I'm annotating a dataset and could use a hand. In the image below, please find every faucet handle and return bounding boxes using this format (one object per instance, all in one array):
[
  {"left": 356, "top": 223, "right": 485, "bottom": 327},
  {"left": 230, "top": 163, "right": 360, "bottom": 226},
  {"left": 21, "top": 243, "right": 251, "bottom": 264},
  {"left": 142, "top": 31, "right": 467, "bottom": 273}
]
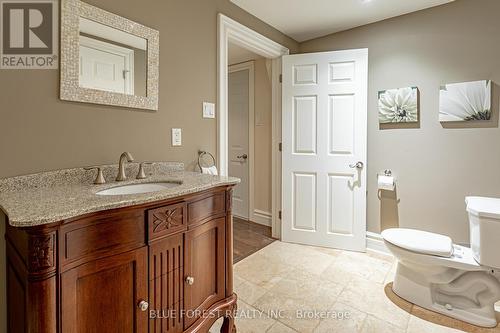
[
  {"left": 136, "top": 162, "right": 153, "bottom": 179},
  {"left": 84, "top": 166, "right": 106, "bottom": 184}
]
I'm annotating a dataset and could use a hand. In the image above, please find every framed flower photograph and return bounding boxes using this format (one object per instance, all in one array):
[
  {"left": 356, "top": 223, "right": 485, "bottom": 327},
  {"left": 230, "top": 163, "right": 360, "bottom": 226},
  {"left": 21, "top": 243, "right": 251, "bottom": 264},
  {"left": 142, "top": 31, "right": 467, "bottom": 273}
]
[
  {"left": 439, "top": 80, "right": 491, "bottom": 122},
  {"left": 378, "top": 87, "right": 418, "bottom": 124}
]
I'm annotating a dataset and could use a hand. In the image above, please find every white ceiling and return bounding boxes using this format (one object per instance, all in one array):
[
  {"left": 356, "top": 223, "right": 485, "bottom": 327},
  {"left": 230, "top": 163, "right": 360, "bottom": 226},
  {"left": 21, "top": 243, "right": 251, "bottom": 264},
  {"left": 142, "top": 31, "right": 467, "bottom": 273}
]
[
  {"left": 228, "top": 42, "right": 263, "bottom": 65},
  {"left": 230, "top": 0, "right": 454, "bottom": 42}
]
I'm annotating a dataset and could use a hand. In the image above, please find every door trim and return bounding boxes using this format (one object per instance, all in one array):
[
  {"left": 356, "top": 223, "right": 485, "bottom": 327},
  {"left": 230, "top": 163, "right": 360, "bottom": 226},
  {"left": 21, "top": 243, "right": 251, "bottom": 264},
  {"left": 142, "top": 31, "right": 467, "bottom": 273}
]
[
  {"left": 218, "top": 14, "right": 289, "bottom": 238},
  {"left": 228, "top": 61, "right": 254, "bottom": 221}
]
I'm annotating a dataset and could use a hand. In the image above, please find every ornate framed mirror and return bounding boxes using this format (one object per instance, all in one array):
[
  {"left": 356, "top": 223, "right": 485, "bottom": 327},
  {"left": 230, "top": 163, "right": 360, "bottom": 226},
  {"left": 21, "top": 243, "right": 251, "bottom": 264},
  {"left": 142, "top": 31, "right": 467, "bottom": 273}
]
[{"left": 60, "top": 0, "right": 159, "bottom": 110}]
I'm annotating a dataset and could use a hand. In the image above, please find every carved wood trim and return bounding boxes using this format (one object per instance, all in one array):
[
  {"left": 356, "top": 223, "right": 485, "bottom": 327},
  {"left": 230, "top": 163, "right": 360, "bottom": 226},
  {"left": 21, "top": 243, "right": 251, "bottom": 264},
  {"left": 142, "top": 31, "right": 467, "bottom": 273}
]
[
  {"left": 226, "top": 189, "right": 233, "bottom": 212},
  {"left": 148, "top": 202, "right": 187, "bottom": 241},
  {"left": 152, "top": 207, "right": 183, "bottom": 233},
  {"left": 27, "top": 232, "right": 55, "bottom": 274}
]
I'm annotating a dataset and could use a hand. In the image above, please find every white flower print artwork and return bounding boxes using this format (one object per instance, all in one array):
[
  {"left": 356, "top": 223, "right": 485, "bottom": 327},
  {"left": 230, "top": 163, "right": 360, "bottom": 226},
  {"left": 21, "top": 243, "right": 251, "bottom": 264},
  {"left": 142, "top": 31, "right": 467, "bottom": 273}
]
[
  {"left": 378, "top": 87, "right": 418, "bottom": 123},
  {"left": 439, "top": 80, "right": 491, "bottom": 122}
]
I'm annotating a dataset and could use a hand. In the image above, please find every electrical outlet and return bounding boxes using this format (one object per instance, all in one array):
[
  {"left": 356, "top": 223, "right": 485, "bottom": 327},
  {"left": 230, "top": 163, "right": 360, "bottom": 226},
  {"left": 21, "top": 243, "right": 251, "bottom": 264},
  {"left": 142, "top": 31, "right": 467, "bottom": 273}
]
[
  {"left": 202, "top": 102, "right": 215, "bottom": 119},
  {"left": 171, "top": 128, "right": 182, "bottom": 146}
]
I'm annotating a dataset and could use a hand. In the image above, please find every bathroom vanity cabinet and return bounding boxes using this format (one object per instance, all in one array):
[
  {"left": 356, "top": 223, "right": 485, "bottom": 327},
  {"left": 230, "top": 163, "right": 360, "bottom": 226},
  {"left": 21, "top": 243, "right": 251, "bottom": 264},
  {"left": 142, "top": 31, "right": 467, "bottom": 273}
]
[{"left": 5, "top": 186, "right": 237, "bottom": 333}]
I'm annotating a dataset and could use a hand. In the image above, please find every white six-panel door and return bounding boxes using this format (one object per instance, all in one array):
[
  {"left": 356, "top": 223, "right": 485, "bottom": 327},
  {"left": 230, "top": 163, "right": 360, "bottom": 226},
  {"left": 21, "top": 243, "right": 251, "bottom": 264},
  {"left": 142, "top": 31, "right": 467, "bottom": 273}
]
[{"left": 282, "top": 49, "right": 368, "bottom": 252}]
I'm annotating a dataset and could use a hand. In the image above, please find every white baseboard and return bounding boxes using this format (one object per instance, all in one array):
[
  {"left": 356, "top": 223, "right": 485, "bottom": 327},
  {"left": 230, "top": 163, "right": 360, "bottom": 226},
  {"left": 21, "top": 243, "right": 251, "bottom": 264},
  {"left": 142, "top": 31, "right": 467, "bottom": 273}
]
[
  {"left": 251, "top": 209, "right": 272, "bottom": 226},
  {"left": 366, "top": 231, "right": 391, "bottom": 256}
]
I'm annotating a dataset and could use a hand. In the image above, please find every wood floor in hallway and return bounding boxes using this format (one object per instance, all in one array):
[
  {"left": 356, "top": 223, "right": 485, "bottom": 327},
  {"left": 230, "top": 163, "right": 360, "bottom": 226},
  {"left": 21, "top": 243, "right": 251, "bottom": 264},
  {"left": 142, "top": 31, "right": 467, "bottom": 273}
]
[{"left": 233, "top": 217, "right": 275, "bottom": 263}]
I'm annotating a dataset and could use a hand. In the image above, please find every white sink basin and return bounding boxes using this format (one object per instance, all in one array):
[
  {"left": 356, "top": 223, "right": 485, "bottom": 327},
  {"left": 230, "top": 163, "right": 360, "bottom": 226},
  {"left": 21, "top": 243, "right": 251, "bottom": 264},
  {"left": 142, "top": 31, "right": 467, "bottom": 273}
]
[{"left": 96, "top": 182, "right": 181, "bottom": 196}]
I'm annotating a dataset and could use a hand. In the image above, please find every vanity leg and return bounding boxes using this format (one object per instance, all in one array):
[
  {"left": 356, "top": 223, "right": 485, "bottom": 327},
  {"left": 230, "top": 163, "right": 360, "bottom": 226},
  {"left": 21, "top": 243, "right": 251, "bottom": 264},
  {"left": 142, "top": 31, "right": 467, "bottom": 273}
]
[
  {"left": 221, "top": 315, "right": 236, "bottom": 333},
  {"left": 220, "top": 294, "right": 237, "bottom": 333}
]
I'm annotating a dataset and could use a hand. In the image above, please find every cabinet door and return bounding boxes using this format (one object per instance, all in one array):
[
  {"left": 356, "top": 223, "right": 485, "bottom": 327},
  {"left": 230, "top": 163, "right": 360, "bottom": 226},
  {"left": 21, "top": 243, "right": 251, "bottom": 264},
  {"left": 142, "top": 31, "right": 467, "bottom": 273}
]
[
  {"left": 184, "top": 218, "right": 226, "bottom": 329},
  {"left": 149, "top": 234, "right": 184, "bottom": 333},
  {"left": 61, "top": 247, "right": 148, "bottom": 333}
]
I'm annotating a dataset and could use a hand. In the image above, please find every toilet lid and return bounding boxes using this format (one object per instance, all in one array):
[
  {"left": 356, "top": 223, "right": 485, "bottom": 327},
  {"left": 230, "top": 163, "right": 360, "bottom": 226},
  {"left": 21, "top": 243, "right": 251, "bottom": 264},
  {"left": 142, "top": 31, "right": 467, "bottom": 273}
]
[{"left": 381, "top": 228, "right": 453, "bottom": 257}]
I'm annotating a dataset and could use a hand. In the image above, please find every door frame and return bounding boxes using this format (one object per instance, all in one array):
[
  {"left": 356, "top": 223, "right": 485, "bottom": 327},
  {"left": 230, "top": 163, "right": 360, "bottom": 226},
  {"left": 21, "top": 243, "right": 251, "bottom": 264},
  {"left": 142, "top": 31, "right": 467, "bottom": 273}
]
[
  {"left": 228, "top": 61, "right": 255, "bottom": 221},
  {"left": 218, "top": 14, "right": 289, "bottom": 237}
]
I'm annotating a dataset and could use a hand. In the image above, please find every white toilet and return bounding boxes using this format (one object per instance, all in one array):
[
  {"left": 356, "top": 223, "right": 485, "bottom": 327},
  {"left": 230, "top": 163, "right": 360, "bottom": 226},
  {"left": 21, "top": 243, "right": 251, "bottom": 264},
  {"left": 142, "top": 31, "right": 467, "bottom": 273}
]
[{"left": 382, "top": 196, "right": 500, "bottom": 327}]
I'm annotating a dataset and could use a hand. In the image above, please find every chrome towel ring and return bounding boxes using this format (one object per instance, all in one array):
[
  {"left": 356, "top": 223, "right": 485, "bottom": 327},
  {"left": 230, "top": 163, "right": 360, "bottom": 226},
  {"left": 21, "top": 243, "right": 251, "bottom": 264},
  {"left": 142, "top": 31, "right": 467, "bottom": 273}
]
[{"left": 198, "top": 150, "right": 216, "bottom": 172}]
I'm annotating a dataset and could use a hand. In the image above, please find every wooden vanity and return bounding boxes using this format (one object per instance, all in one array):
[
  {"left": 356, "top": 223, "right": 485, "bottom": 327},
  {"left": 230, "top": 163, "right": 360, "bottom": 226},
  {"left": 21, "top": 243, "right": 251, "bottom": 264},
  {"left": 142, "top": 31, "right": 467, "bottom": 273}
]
[{"left": 5, "top": 185, "right": 237, "bottom": 333}]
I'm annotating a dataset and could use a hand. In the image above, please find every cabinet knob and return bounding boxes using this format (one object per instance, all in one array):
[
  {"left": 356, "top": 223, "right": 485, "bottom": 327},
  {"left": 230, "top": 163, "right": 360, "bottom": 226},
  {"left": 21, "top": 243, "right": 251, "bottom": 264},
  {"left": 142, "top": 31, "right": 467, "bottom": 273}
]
[
  {"left": 186, "top": 276, "right": 195, "bottom": 285},
  {"left": 138, "top": 300, "right": 149, "bottom": 312}
]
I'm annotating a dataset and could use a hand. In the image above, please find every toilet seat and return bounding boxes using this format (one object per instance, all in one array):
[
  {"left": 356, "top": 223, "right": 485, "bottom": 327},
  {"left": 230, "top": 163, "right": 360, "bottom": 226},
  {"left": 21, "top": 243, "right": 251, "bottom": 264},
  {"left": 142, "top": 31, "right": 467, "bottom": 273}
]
[{"left": 381, "top": 228, "right": 453, "bottom": 257}]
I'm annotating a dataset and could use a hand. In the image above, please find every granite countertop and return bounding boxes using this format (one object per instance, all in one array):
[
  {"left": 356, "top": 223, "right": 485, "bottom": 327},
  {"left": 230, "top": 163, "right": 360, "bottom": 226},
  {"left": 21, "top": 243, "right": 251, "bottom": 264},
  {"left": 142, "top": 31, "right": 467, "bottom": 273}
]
[{"left": 0, "top": 162, "right": 240, "bottom": 227}]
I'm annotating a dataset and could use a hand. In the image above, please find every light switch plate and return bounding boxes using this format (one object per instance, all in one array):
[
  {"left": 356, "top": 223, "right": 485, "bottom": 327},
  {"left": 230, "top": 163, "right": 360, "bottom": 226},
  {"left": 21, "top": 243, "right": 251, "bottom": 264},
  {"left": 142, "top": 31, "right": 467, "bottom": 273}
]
[
  {"left": 171, "top": 128, "right": 182, "bottom": 146},
  {"left": 203, "top": 102, "right": 215, "bottom": 119}
]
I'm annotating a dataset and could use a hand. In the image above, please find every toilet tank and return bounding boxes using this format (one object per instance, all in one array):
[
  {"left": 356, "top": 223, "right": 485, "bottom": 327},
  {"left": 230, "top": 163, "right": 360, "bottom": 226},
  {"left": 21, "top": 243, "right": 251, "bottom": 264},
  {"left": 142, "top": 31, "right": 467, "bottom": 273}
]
[{"left": 466, "top": 196, "right": 500, "bottom": 269}]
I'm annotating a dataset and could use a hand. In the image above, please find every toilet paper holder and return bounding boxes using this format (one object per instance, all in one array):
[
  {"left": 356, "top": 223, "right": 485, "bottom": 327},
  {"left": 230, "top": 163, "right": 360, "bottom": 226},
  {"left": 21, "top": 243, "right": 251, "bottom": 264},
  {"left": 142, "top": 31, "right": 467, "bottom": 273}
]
[
  {"left": 377, "top": 169, "right": 399, "bottom": 201},
  {"left": 377, "top": 169, "right": 396, "bottom": 190}
]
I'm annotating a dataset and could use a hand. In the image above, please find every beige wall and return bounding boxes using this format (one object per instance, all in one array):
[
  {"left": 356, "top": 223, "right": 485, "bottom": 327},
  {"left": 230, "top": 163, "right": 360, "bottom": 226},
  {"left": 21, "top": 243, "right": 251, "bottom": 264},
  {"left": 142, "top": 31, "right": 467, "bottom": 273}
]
[
  {"left": 3, "top": 0, "right": 500, "bottom": 329},
  {"left": 253, "top": 58, "right": 272, "bottom": 215},
  {"left": 0, "top": 0, "right": 298, "bottom": 180},
  {"left": 0, "top": 215, "right": 4, "bottom": 333},
  {"left": 0, "top": 1, "right": 298, "bottom": 331},
  {"left": 300, "top": 0, "right": 500, "bottom": 243}
]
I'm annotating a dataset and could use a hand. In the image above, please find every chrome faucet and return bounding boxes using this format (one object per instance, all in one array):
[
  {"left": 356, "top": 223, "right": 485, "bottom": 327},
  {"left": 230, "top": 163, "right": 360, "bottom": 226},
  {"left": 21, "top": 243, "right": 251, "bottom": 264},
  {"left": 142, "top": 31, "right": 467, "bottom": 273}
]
[{"left": 116, "top": 152, "right": 135, "bottom": 181}]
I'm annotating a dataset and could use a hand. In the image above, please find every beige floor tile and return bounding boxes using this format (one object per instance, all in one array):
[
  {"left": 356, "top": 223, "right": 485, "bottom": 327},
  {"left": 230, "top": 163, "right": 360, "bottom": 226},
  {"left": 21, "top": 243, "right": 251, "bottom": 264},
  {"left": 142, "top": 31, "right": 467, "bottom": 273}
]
[
  {"left": 384, "top": 261, "right": 398, "bottom": 285},
  {"left": 234, "top": 242, "right": 498, "bottom": 333},
  {"left": 271, "top": 268, "right": 344, "bottom": 309},
  {"left": 253, "top": 291, "right": 323, "bottom": 333},
  {"left": 360, "top": 315, "right": 405, "bottom": 333},
  {"left": 309, "top": 245, "right": 343, "bottom": 258},
  {"left": 295, "top": 253, "right": 338, "bottom": 275},
  {"left": 322, "top": 251, "right": 393, "bottom": 285},
  {"left": 407, "top": 315, "right": 465, "bottom": 333},
  {"left": 236, "top": 300, "right": 277, "bottom": 333},
  {"left": 267, "top": 321, "right": 298, "bottom": 332},
  {"left": 235, "top": 279, "right": 268, "bottom": 305},
  {"left": 234, "top": 272, "right": 246, "bottom": 288},
  {"left": 234, "top": 253, "right": 292, "bottom": 289},
  {"left": 365, "top": 249, "right": 395, "bottom": 263},
  {"left": 336, "top": 277, "right": 410, "bottom": 329},
  {"left": 258, "top": 241, "right": 337, "bottom": 275},
  {"left": 313, "top": 302, "right": 367, "bottom": 333}
]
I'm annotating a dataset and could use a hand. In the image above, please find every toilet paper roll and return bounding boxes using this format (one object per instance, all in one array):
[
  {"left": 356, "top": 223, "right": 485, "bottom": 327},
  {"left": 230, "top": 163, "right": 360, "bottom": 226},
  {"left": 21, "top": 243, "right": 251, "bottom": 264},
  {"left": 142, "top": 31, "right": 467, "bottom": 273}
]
[{"left": 378, "top": 175, "right": 395, "bottom": 191}]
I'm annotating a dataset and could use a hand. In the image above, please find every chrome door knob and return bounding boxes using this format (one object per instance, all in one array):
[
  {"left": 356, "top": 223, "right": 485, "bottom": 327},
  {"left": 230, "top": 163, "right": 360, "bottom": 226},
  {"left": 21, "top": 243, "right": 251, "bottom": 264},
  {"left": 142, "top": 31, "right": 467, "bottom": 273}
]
[
  {"left": 349, "top": 161, "right": 364, "bottom": 169},
  {"left": 186, "top": 276, "right": 195, "bottom": 285},
  {"left": 138, "top": 300, "right": 149, "bottom": 312},
  {"left": 237, "top": 154, "right": 248, "bottom": 160}
]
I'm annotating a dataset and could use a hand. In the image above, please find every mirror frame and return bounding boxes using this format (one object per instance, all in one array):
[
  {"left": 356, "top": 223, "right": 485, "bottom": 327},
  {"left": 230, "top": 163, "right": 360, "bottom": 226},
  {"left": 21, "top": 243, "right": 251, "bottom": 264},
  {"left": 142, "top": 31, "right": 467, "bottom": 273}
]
[{"left": 60, "top": 0, "right": 159, "bottom": 111}]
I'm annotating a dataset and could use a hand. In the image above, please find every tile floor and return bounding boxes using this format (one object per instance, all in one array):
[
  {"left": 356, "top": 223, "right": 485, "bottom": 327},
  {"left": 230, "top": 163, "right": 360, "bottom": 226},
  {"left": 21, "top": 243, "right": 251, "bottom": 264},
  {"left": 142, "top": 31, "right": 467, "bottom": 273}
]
[
  {"left": 233, "top": 217, "right": 275, "bottom": 263},
  {"left": 210, "top": 241, "right": 500, "bottom": 333}
]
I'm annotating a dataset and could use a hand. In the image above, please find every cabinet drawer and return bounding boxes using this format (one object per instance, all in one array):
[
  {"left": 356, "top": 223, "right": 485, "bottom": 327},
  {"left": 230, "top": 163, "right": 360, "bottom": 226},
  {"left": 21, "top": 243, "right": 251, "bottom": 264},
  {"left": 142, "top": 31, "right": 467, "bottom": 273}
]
[
  {"left": 148, "top": 202, "right": 187, "bottom": 241},
  {"left": 187, "top": 192, "right": 225, "bottom": 225},
  {"left": 61, "top": 210, "right": 145, "bottom": 267}
]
